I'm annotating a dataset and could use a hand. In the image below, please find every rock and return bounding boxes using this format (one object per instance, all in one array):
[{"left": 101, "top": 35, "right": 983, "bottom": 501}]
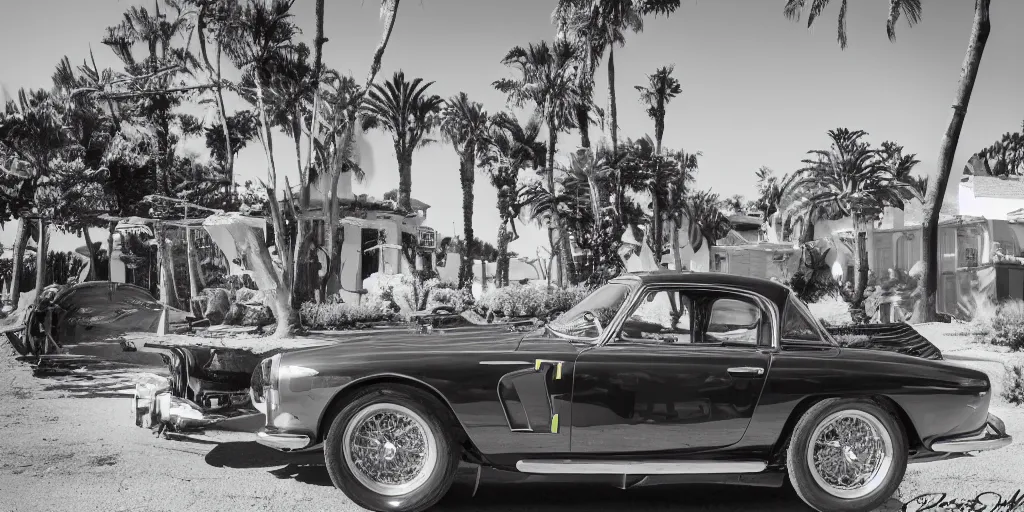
[
  {"left": 203, "top": 288, "right": 231, "bottom": 325},
  {"left": 240, "top": 305, "right": 274, "bottom": 327},
  {"left": 223, "top": 303, "right": 244, "bottom": 326},
  {"left": 234, "top": 288, "right": 257, "bottom": 304}
]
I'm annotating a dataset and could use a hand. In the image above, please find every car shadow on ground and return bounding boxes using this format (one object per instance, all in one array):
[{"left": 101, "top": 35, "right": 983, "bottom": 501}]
[{"left": 203, "top": 442, "right": 813, "bottom": 511}]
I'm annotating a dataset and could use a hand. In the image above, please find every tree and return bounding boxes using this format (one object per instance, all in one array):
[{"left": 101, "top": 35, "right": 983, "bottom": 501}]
[
  {"left": 0, "top": 89, "right": 69, "bottom": 308},
  {"left": 494, "top": 40, "right": 583, "bottom": 286},
  {"left": 554, "top": 0, "right": 681, "bottom": 216},
  {"left": 616, "top": 136, "right": 670, "bottom": 255},
  {"left": 662, "top": 149, "right": 701, "bottom": 270},
  {"left": 783, "top": 0, "right": 991, "bottom": 324},
  {"left": 634, "top": 65, "right": 681, "bottom": 155},
  {"left": 560, "top": 147, "right": 616, "bottom": 283},
  {"left": 722, "top": 194, "right": 747, "bottom": 215},
  {"left": 682, "top": 189, "right": 731, "bottom": 252},
  {"left": 482, "top": 112, "right": 545, "bottom": 287},
  {"left": 783, "top": 128, "right": 920, "bottom": 318},
  {"left": 440, "top": 93, "right": 490, "bottom": 293},
  {"left": 360, "top": 71, "right": 443, "bottom": 213},
  {"left": 222, "top": 0, "right": 302, "bottom": 337}
]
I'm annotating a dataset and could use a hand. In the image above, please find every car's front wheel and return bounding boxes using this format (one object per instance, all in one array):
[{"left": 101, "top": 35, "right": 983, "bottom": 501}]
[
  {"left": 324, "top": 384, "right": 460, "bottom": 512},
  {"left": 787, "top": 398, "right": 908, "bottom": 512}
]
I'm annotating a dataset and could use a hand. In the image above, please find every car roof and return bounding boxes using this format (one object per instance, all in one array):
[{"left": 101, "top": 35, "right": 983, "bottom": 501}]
[{"left": 613, "top": 271, "right": 792, "bottom": 307}]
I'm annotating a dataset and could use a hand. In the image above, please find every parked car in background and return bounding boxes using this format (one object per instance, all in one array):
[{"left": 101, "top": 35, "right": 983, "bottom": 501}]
[{"left": 251, "top": 271, "right": 1012, "bottom": 512}]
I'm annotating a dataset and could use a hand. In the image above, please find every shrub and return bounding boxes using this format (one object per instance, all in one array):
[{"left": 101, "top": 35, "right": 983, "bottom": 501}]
[
  {"left": 364, "top": 273, "right": 465, "bottom": 320},
  {"left": 477, "top": 283, "right": 594, "bottom": 319},
  {"left": 1004, "top": 364, "right": 1024, "bottom": 406},
  {"left": 985, "top": 300, "right": 1024, "bottom": 351},
  {"left": 300, "top": 301, "right": 397, "bottom": 330}
]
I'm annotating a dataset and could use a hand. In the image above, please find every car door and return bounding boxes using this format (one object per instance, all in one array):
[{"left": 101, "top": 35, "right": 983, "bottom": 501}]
[{"left": 569, "top": 286, "right": 774, "bottom": 454}]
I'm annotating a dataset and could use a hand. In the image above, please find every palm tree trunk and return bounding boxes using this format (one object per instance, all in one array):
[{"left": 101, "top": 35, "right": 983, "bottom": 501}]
[
  {"left": 398, "top": 151, "right": 413, "bottom": 212},
  {"left": 107, "top": 223, "right": 115, "bottom": 283},
  {"left": 34, "top": 218, "right": 47, "bottom": 294},
  {"left": 575, "top": 104, "right": 591, "bottom": 149},
  {"left": 185, "top": 228, "right": 201, "bottom": 311},
  {"left": 671, "top": 216, "right": 682, "bottom": 271},
  {"left": 366, "top": 0, "right": 401, "bottom": 87},
  {"left": 607, "top": 44, "right": 621, "bottom": 216},
  {"left": 545, "top": 122, "right": 573, "bottom": 286},
  {"left": 196, "top": 5, "right": 233, "bottom": 190},
  {"left": 913, "top": 0, "right": 991, "bottom": 324},
  {"left": 459, "top": 154, "right": 475, "bottom": 293},
  {"left": 850, "top": 215, "right": 869, "bottom": 322},
  {"left": 496, "top": 222, "right": 509, "bottom": 287},
  {"left": 82, "top": 228, "right": 97, "bottom": 281},
  {"left": 651, "top": 196, "right": 662, "bottom": 256}
]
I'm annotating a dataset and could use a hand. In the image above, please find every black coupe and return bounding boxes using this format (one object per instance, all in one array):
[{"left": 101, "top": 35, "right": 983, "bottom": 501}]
[{"left": 251, "top": 271, "right": 1011, "bottom": 512}]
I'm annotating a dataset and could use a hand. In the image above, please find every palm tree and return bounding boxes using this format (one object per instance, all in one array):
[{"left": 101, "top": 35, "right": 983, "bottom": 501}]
[
  {"left": 635, "top": 65, "right": 681, "bottom": 155},
  {"left": 783, "top": 0, "right": 991, "bottom": 323},
  {"left": 440, "top": 93, "right": 490, "bottom": 292},
  {"left": 361, "top": 71, "right": 443, "bottom": 213},
  {"left": 683, "top": 189, "right": 732, "bottom": 252},
  {"left": 482, "top": 112, "right": 545, "bottom": 287},
  {"left": 617, "top": 136, "right": 670, "bottom": 255},
  {"left": 554, "top": 0, "right": 681, "bottom": 215},
  {"left": 494, "top": 40, "right": 583, "bottom": 286},
  {"left": 782, "top": 128, "right": 921, "bottom": 315},
  {"left": 662, "top": 150, "right": 700, "bottom": 270}
]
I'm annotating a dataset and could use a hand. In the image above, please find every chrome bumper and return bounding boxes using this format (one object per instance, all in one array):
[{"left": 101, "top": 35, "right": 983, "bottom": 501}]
[
  {"left": 256, "top": 428, "right": 313, "bottom": 451},
  {"left": 930, "top": 413, "right": 1012, "bottom": 453}
]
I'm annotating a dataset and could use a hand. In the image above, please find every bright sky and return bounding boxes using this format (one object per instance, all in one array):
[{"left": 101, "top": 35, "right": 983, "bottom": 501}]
[{"left": 1, "top": 0, "right": 1023, "bottom": 257}]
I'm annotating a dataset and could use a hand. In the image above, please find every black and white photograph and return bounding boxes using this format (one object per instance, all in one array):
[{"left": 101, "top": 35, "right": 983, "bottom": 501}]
[{"left": 0, "top": 1, "right": 1020, "bottom": 511}]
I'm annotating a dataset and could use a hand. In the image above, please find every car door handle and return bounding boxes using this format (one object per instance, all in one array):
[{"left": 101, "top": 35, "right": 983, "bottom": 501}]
[{"left": 727, "top": 367, "right": 765, "bottom": 378}]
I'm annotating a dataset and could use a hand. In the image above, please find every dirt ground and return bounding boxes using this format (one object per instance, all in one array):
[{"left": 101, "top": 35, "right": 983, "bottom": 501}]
[{"left": 1, "top": 324, "right": 1022, "bottom": 512}]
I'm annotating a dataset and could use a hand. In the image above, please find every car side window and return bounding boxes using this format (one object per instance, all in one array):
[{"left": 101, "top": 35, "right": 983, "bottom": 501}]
[
  {"left": 704, "top": 298, "right": 762, "bottom": 346},
  {"left": 617, "top": 290, "right": 693, "bottom": 344},
  {"left": 781, "top": 296, "right": 827, "bottom": 344}
]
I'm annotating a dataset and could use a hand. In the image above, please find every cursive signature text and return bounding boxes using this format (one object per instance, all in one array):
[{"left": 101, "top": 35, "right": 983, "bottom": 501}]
[{"left": 903, "top": 491, "right": 1024, "bottom": 512}]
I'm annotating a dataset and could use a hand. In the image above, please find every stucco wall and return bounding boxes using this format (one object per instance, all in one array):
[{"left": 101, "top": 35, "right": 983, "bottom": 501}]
[{"left": 958, "top": 185, "right": 1024, "bottom": 220}]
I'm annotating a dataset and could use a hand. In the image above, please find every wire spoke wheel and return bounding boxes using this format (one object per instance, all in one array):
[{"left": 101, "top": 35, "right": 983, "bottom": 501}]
[
  {"left": 807, "top": 409, "right": 894, "bottom": 500},
  {"left": 342, "top": 402, "right": 437, "bottom": 497}
]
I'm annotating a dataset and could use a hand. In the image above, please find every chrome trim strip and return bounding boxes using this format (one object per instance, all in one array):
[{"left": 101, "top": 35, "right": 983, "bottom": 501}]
[
  {"left": 472, "top": 465, "right": 483, "bottom": 497},
  {"left": 515, "top": 460, "right": 768, "bottom": 475},
  {"left": 479, "top": 361, "right": 533, "bottom": 365},
  {"left": 256, "top": 429, "right": 312, "bottom": 451},
  {"left": 930, "top": 419, "right": 1012, "bottom": 453}
]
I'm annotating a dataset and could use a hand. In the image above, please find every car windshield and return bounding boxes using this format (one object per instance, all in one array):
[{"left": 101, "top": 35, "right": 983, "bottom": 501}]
[{"left": 548, "top": 281, "right": 635, "bottom": 341}]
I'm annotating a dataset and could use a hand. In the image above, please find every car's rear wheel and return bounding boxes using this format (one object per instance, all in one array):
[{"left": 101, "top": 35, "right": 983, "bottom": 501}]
[
  {"left": 324, "top": 384, "right": 460, "bottom": 512},
  {"left": 787, "top": 398, "right": 907, "bottom": 512}
]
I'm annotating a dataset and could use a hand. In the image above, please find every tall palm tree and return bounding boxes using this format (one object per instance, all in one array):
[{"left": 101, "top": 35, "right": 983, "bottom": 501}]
[
  {"left": 554, "top": 0, "right": 681, "bottom": 215},
  {"left": 783, "top": 0, "right": 991, "bottom": 323},
  {"left": 361, "top": 71, "right": 443, "bottom": 213},
  {"left": 635, "top": 65, "right": 681, "bottom": 155},
  {"left": 663, "top": 149, "right": 700, "bottom": 270},
  {"left": 440, "top": 93, "right": 490, "bottom": 292},
  {"left": 482, "top": 112, "right": 545, "bottom": 287},
  {"left": 494, "top": 40, "right": 583, "bottom": 286},
  {"left": 782, "top": 128, "right": 921, "bottom": 315}
]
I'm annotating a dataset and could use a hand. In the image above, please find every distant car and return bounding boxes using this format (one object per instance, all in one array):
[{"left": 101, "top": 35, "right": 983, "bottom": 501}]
[{"left": 251, "top": 271, "right": 1011, "bottom": 512}]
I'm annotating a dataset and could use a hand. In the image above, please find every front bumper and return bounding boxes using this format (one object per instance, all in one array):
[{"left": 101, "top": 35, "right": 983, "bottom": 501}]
[
  {"left": 256, "top": 427, "right": 313, "bottom": 451},
  {"left": 930, "top": 413, "right": 1012, "bottom": 453}
]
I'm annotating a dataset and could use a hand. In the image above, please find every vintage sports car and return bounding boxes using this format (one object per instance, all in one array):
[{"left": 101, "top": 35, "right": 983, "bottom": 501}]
[{"left": 251, "top": 272, "right": 1012, "bottom": 512}]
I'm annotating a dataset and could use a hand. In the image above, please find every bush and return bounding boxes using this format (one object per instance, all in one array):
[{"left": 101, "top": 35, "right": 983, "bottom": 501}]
[
  {"left": 1004, "top": 364, "right": 1024, "bottom": 406},
  {"left": 363, "top": 273, "right": 466, "bottom": 321},
  {"left": 299, "top": 301, "right": 397, "bottom": 330},
  {"left": 984, "top": 300, "right": 1024, "bottom": 351},
  {"left": 477, "top": 283, "right": 593, "bottom": 319}
]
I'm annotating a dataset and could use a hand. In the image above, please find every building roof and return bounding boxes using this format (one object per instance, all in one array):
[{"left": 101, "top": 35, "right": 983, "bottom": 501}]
[
  {"left": 728, "top": 214, "right": 764, "bottom": 230},
  {"left": 964, "top": 175, "right": 1024, "bottom": 199}
]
